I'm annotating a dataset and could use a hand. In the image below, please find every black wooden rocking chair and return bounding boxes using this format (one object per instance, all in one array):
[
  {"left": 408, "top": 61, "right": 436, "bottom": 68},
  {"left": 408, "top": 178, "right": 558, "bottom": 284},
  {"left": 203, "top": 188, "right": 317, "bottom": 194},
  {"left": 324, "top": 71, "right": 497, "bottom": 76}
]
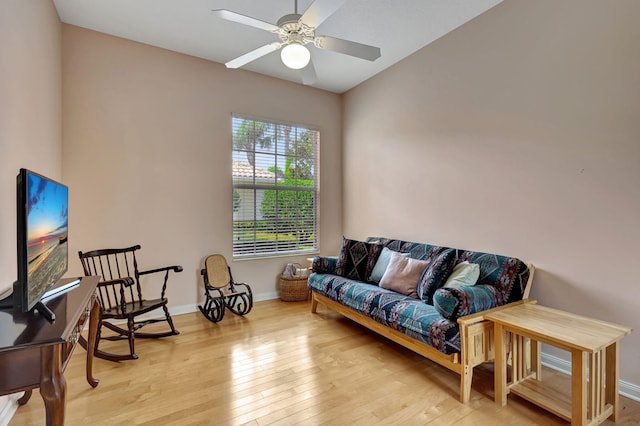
[
  {"left": 199, "top": 254, "right": 253, "bottom": 323},
  {"left": 78, "top": 245, "right": 182, "bottom": 361}
]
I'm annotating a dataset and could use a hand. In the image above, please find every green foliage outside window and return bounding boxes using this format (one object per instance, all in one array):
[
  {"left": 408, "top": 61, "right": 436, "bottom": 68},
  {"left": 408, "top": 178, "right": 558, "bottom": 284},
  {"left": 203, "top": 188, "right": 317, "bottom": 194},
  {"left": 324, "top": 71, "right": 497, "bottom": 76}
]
[
  {"left": 233, "top": 189, "right": 241, "bottom": 212},
  {"left": 260, "top": 131, "right": 316, "bottom": 245}
]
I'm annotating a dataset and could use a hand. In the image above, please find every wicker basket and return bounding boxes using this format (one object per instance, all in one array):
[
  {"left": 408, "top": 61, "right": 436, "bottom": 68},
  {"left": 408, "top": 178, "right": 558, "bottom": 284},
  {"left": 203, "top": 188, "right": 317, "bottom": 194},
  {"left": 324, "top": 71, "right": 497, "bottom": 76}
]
[{"left": 279, "top": 275, "right": 309, "bottom": 302}]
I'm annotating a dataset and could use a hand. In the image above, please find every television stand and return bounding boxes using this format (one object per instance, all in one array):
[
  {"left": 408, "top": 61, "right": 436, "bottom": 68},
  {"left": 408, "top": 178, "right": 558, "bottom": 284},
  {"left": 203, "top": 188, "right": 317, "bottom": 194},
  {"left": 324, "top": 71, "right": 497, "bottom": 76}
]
[
  {"left": 0, "top": 276, "right": 100, "bottom": 426},
  {"left": 34, "top": 300, "right": 56, "bottom": 322}
]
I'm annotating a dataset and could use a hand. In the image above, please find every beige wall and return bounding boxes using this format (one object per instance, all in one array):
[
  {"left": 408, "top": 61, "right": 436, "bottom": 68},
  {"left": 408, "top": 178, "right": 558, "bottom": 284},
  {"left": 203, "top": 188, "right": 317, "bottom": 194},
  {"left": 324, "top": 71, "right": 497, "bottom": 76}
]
[
  {"left": 2, "top": 0, "right": 638, "bottom": 407},
  {"left": 62, "top": 25, "right": 343, "bottom": 309},
  {"left": 0, "top": 0, "right": 62, "bottom": 292},
  {"left": 342, "top": 0, "right": 640, "bottom": 385},
  {"left": 0, "top": 0, "right": 62, "bottom": 414}
]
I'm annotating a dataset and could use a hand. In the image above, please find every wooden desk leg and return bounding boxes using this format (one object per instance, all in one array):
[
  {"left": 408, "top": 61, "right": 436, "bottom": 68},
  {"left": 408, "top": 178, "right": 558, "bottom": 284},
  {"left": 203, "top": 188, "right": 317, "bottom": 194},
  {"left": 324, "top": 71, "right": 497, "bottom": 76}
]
[
  {"left": 571, "top": 350, "right": 588, "bottom": 426},
  {"left": 494, "top": 323, "right": 507, "bottom": 407},
  {"left": 40, "top": 345, "right": 65, "bottom": 426},
  {"left": 86, "top": 298, "right": 100, "bottom": 388},
  {"left": 605, "top": 341, "right": 620, "bottom": 421}
]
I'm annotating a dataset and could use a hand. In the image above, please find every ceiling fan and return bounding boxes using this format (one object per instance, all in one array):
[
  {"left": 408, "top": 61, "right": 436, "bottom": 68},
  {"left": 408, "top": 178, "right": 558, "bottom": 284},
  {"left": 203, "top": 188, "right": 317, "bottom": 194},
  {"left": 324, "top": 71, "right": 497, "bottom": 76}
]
[{"left": 212, "top": 0, "right": 381, "bottom": 84}]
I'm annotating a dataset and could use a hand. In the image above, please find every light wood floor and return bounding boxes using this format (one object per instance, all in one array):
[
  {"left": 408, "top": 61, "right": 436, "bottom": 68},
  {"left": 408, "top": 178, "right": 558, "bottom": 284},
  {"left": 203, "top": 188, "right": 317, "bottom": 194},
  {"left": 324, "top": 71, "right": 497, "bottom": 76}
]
[{"left": 10, "top": 299, "right": 640, "bottom": 425}]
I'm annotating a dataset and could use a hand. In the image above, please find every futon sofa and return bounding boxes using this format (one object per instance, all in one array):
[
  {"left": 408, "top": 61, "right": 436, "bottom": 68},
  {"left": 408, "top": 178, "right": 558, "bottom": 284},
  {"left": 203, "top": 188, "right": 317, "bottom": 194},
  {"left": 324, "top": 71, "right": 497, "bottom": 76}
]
[{"left": 308, "top": 237, "right": 535, "bottom": 403}]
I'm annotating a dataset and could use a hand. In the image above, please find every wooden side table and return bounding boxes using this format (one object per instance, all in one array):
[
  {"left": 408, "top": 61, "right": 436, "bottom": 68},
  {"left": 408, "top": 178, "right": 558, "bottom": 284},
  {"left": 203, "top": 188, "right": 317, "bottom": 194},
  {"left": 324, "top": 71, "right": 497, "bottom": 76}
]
[
  {"left": 0, "top": 276, "right": 100, "bottom": 426},
  {"left": 486, "top": 303, "right": 631, "bottom": 426}
]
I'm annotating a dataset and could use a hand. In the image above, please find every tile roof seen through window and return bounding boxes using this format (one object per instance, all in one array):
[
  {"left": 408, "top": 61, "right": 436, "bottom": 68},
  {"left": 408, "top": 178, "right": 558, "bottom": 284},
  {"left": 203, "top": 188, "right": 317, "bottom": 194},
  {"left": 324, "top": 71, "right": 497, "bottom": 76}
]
[{"left": 232, "top": 161, "right": 276, "bottom": 180}]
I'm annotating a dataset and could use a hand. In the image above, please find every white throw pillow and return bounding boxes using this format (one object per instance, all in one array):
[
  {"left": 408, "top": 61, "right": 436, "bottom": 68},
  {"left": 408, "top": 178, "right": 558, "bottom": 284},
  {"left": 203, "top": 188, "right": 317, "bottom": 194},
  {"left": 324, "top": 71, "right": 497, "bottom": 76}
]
[{"left": 443, "top": 261, "right": 480, "bottom": 287}]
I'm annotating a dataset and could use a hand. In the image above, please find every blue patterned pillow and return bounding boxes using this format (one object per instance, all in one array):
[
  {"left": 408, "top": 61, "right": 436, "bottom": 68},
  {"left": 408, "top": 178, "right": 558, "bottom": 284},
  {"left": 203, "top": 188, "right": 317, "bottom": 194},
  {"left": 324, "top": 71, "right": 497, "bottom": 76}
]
[
  {"left": 433, "top": 285, "right": 503, "bottom": 320},
  {"left": 335, "top": 237, "right": 383, "bottom": 282},
  {"left": 417, "top": 248, "right": 456, "bottom": 304}
]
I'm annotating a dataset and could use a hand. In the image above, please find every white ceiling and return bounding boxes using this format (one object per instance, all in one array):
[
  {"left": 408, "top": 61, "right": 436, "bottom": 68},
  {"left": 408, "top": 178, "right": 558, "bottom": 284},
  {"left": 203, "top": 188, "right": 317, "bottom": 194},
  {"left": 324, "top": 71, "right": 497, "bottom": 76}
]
[{"left": 53, "top": 0, "right": 502, "bottom": 93}]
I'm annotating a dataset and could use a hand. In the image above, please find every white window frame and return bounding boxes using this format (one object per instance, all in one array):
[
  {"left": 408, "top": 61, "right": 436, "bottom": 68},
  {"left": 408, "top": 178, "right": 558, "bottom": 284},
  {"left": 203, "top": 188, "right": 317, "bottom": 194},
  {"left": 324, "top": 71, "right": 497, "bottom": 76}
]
[{"left": 232, "top": 114, "right": 319, "bottom": 259}]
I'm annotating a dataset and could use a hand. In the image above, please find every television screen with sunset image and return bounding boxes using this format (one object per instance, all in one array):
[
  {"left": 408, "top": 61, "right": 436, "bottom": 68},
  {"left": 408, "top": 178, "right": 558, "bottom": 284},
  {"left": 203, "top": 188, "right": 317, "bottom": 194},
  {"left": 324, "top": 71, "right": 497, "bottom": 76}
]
[{"left": 21, "top": 170, "right": 69, "bottom": 309}]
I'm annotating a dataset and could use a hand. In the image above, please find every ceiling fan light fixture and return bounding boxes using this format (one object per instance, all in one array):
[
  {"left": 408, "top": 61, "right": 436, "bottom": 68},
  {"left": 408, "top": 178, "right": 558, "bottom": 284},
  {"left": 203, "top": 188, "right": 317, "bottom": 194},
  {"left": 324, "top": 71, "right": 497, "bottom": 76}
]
[{"left": 280, "top": 43, "right": 310, "bottom": 69}]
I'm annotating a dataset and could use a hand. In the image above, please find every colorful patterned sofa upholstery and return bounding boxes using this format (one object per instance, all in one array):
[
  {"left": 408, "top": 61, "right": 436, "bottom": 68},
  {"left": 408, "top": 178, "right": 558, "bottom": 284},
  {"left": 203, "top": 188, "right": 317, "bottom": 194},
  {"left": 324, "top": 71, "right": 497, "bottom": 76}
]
[{"left": 308, "top": 237, "right": 535, "bottom": 403}]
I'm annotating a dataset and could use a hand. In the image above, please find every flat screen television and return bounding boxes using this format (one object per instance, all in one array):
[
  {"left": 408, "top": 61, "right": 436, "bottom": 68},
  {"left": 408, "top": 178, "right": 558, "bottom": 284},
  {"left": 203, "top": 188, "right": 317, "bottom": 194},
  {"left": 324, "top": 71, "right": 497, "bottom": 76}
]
[{"left": 13, "top": 169, "right": 70, "bottom": 319}]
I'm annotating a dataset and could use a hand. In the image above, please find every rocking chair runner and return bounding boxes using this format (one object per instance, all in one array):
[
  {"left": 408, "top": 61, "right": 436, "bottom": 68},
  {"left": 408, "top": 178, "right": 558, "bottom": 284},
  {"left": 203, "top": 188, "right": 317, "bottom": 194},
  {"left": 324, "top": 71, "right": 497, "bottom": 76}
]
[
  {"left": 199, "top": 254, "right": 253, "bottom": 323},
  {"left": 78, "top": 245, "right": 183, "bottom": 361}
]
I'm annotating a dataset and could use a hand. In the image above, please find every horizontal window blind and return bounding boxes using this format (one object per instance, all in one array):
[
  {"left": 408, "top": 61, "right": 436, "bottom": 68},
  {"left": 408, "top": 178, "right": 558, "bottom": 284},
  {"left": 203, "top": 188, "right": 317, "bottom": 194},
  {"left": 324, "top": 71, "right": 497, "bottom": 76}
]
[{"left": 232, "top": 114, "right": 319, "bottom": 259}]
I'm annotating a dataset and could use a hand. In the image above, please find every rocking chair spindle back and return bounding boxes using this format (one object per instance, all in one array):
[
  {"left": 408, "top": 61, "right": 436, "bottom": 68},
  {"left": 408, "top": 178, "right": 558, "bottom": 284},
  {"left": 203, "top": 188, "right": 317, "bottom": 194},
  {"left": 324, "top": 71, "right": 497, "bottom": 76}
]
[{"left": 78, "top": 244, "right": 182, "bottom": 361}]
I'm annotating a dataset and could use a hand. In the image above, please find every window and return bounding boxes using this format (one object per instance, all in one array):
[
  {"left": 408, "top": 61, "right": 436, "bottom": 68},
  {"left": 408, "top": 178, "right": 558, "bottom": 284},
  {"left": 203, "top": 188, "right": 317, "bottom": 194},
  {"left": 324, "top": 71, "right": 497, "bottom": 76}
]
[{"left": 232, "top": 114, "right": 319, "bottom": 259}]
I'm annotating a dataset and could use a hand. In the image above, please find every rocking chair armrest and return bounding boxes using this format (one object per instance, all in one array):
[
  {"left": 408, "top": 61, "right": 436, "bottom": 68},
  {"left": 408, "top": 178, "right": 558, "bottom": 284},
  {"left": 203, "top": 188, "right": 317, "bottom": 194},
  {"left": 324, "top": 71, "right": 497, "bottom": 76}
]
[
  {"left": 138, "top": 265, "right": 182, "bottom": 300},
  {"left": 138, "top": 265, "right": 184, "bottom": 276},
  {"left": 97, "top": 277, "right": 135, "bottom": 288}
]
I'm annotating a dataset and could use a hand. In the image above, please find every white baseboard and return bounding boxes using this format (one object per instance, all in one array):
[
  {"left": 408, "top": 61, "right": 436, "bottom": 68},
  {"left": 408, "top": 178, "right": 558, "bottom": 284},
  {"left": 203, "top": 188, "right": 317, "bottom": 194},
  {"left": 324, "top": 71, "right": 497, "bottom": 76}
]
[
  {"left": 107, "top": 291, "right": 281, "bottom": 323},
  {"left": 254, "top": 291, "right": 279, "bottom": 302},
  {"left": 541, "top": 352, "right": 640, "bottom": 402},
  {"left": 161, "top": 291, "right": 280, "bottom": 317},
  {"left": 0, "top": 393, "right": 25, "bottom": 426}
]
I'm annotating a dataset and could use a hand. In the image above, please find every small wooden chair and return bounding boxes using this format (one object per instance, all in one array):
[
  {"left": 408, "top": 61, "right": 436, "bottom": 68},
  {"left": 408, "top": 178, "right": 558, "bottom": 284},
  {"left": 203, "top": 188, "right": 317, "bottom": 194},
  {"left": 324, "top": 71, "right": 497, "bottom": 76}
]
[
  {"left": 199, "top": 254, "right": 253, "bottom": 323},
  {"left": 78, "top": 245, "right": 183, "bottom": 361}
]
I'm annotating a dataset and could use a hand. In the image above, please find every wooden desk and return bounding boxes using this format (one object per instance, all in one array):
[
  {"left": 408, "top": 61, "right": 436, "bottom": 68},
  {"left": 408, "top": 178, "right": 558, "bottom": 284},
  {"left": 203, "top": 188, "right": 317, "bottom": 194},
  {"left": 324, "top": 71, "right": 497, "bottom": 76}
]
[
  {"left": 0, "top": 276, "right": 100, "bottom": 425},
  {"left": 486, "top": 303, "right": 631, "bottom": 426}
]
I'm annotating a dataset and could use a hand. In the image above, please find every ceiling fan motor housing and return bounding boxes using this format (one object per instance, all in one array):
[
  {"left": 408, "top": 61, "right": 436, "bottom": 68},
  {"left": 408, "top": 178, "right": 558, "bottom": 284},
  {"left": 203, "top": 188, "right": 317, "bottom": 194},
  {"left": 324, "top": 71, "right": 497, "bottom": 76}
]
[
  {"left": 276, "top": 13, "right": 315, "bottom": 46},
  {"left": 276, "top": 13, "right": 302, "bottom": 27}
]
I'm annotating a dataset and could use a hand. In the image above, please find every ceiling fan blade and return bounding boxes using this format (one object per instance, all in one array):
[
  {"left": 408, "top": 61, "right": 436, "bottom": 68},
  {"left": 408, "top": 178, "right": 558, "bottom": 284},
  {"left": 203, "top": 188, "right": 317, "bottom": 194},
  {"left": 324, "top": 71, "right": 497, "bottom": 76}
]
[
  {"left": 212, "top": 9, "right": 279, "bottom": 33},
  {"left": 300, "top": 59, "right": 317, "bottom": 85},
  {"left": 315, "top": 35, "right": 381, "bottom": 61},
  {"left": 300, "top": 0, "right": 346, "bottom": 28},
  {"left": 225, "top": 42, "right": 282, "bottom": 69}
]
